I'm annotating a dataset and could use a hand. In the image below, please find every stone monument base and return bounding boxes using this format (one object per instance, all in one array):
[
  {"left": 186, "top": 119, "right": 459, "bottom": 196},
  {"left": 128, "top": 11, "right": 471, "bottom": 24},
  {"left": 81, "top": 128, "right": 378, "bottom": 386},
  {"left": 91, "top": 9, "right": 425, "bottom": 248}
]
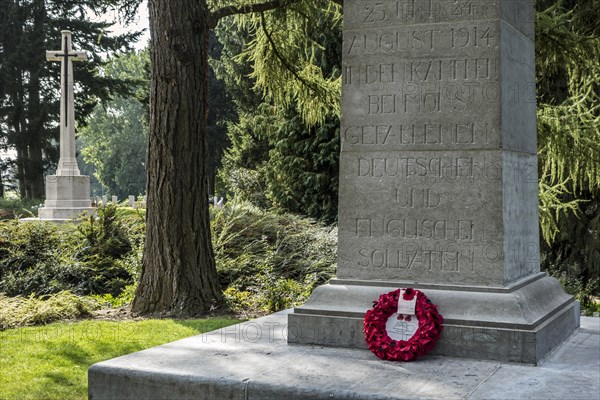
[
  {"left": 87, "top": 311, "right": 599, "bottom": 400},
  {"left": 288, "top": 273, "right": 580, "bottom": 364},
  {"left": 38, "top": 175, "right": 93, "bottom": 221}
]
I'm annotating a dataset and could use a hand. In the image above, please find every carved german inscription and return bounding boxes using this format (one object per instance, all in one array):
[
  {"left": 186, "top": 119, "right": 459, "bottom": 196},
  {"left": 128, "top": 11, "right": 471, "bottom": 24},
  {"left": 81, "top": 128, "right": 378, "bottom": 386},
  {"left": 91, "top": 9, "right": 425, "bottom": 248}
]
[
  {"left": 343, "top": 23, "right": 496, "bottom": 55},
  {"left": 342, "top": 58, "right": 498, "bottom": 85},
  {"left": 344, "top": 0, "right": 534, "bottom": 39},
  {"left": 346, "top": 0, "right": 504, "bottom": 27},
  {"left": 356, "top": 245, "right": 474, "bottom": 273},
  {"left": 340, "top": 20, "right": 503, "bottom": 149},
  {"left": 343, "top": 123, "right": 490, "bottom": 146},
  {"left": 355, "top": 217, "right": 475, "bottom": 241},
  {"left": 337, "top": 0, "right": 541, "bottom": 286}
]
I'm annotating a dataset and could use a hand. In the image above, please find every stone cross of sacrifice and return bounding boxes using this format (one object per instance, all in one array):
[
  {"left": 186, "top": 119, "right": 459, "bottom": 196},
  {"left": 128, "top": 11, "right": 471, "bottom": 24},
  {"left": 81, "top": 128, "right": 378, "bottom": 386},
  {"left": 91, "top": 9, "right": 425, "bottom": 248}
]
[{"left": 46, "top": 30, "right": 87, "bottom": 176}]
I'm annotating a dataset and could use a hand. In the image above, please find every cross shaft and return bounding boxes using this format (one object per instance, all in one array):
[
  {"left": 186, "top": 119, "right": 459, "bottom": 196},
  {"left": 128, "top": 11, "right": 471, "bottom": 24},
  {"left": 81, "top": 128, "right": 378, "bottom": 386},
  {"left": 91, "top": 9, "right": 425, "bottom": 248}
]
[{"left": 46, "top": 30, "right": 87, "bottom": 176}]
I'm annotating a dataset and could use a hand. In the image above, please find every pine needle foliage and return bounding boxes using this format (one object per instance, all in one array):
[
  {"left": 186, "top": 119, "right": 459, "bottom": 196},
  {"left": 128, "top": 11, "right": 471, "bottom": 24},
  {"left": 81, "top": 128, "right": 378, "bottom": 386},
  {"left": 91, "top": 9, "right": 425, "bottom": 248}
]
[
  {"left": 211, "top": 0, "right": 342, "bottom": 126},
  {"left": 536, "top": 0, "right": 600, "bottom": 196},
  {"left": 538, "top": 174, "right": 584, "bottom": 242},
  {"left": 536, "top": 1, "right": 600, "bottom": 203},
  {"left": 535, "top": 0, "right": 600, "bottom": 285},
  {"left": 213, "top": 3, "right": 341, "bottom": 222}
]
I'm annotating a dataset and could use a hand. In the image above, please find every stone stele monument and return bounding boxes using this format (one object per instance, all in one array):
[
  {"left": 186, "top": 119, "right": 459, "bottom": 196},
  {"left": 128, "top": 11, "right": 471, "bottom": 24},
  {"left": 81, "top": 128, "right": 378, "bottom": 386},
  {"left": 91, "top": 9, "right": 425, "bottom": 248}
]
[
  {"left": 288, "top": 0, "right": 580, "bottom": 364},
  {"left": 38, "top": 30, "right": 93, "bottom": 220}
]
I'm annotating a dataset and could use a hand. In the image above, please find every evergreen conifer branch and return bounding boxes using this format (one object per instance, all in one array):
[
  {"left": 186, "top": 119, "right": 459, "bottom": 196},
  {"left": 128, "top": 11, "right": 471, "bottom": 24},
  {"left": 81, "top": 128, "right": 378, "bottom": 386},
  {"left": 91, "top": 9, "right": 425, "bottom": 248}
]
[{"left": 210, "top": 0, "right": 298, "bottom": 27}]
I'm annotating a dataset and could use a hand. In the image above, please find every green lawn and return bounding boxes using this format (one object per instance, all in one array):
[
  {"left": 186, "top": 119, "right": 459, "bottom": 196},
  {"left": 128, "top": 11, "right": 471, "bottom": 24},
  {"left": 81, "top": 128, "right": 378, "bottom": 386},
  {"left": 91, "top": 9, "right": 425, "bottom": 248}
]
[{"left": 0, "top": 318, "right": 239, "bottom": 400}]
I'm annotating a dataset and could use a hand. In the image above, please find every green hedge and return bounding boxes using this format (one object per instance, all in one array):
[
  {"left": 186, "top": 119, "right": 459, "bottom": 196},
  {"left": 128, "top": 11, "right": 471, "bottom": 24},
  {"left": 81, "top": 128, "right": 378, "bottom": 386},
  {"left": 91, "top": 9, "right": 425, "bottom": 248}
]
[
  {"left": 212, "top": 201, "right": 337, "bottom": 314},
  {"left": 0, "top": 205, "right": 144, "bottom": 298}
]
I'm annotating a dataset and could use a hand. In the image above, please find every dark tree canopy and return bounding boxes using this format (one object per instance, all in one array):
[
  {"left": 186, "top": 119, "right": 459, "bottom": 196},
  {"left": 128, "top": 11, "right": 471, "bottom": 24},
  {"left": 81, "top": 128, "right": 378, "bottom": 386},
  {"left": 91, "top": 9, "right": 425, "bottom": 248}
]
[{"left": 0, "top": 0, "right": 142, "bottom": 198}]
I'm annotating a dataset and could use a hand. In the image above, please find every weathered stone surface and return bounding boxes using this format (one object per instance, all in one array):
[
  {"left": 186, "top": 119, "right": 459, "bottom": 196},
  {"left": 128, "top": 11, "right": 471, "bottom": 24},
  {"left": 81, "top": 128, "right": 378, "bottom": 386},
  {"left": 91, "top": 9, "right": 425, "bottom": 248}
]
[
  {"left": 337, "top": 150, "right": 541, "bottom": 286},
  {"left": 343, "top": 1, "right": 535, "bottom": 39},
  {"left": 338, "top": 0, "right": 540, "bottom": 287},
  {"left": 88, "top": 312, "right": 599, "bottom": 400},
  {"left": 289, "top": 275, "right": 580, "bottom": 363},
  {"left": 38, "top": 175, "right": 93, "bottom": 220},
  {"left": 500, "top": 20, "right": 537, "bottom": 153}
]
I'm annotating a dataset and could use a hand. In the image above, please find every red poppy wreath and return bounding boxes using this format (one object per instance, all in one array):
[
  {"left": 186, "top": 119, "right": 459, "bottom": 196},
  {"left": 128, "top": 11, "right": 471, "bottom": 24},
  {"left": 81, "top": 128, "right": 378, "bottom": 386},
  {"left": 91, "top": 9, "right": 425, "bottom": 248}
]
[{"left": 364, "top": 288, "right": 443, "bottom": 361}]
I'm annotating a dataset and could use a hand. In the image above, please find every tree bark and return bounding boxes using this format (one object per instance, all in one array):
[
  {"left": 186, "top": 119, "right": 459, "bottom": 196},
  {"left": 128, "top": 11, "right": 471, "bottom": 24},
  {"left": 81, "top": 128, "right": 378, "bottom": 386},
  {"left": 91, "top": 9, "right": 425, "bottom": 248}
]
[
  {"left": 131, "top": 0, "right": 222, "bottom": 316},
  {"left": 0, "top": 166, "right": 4, "bottom": 198},
  {"left": 26, "top": 0, "right": 46, "bottom": 199},
  {"left": 26, "top": 62, "right": 46, "bottom": 199},
  {"left": 15, "top": 110, "right": 27, "bottom": 199}
]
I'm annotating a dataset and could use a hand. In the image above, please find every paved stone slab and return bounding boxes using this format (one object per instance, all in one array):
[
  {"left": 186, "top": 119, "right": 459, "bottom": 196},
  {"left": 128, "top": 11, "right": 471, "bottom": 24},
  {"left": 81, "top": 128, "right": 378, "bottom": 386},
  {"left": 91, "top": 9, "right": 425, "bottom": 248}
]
[
  {"left": 89, "top": 312, "right": 600, "bottom": 400},
  {"left": 469, "top": 317, "right": 600, "bottom": 400}
]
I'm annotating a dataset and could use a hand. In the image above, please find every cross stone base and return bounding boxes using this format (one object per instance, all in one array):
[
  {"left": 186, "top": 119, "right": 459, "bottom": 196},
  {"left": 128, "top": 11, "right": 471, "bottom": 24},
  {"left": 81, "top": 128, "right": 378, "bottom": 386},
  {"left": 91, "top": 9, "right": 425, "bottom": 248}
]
[
  {"left": 38, "top": 175, "right": 93, "bottom": 221},
  {"left": 288, "top": 273, "right": 580, "bottom": 364}
]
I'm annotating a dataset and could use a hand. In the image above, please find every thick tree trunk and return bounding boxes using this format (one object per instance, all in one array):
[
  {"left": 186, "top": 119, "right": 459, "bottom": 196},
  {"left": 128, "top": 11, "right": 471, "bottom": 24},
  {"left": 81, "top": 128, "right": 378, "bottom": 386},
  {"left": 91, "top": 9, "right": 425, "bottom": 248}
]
[
  {"left": 27, "top": 70, "right": 45, "bottom": 199},
  {"left": 26, "top": 0, "right": 46, "bottom": 199},
  {"left": 12, "top": 75, "right": 27, "bottom": 198},
  {"left": 15, "top": 127, "right": 27, "bottom": 199},
  {"left": 132, "top": 0, "right": 222, "bottom": 316},
  {"left": 27, "top": 141, "right": 44, "bottom": 198}
]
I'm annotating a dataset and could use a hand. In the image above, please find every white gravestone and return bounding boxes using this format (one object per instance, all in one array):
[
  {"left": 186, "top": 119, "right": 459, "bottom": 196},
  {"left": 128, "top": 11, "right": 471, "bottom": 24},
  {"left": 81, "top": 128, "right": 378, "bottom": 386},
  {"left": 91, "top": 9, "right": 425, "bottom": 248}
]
[{"left": 38, "top": 31, "right": 93, "bottom": 220}]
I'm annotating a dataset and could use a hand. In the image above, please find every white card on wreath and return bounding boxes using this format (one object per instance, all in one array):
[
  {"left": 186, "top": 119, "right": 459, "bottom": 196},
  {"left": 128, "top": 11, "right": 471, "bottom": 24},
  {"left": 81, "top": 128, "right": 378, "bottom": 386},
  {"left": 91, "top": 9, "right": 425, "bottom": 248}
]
[
  {"left": 386, "top": 314, "right": 419, "bottom": 341},
  {"left": 397, "top": 289, "right": 417, "bottom": 315}
]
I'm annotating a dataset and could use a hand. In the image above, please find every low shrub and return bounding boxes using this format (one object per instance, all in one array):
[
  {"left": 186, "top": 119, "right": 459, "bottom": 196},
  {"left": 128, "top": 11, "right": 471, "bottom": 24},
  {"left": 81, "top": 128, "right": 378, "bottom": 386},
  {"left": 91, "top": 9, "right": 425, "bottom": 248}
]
[
  {"left": 91, "top": 283, "right": 137, "bottom": 308},
  {"left": 0, "top": 204, "right": 144, "bottom": 298},
  {"left": 0, "top": 221, "right": 73, "bottom": 296},
  {"left": 213, "top": 200, "right": 337, "bottom": 315},
  {"left": 552, "top": 271, "right": 600, "bottom": 316},
  {"left": 74, "top": 205, "right": 144, "bottom": 296},
  {"left": 0, "top": 197, "right": 43, "bottom": 220},
  {"left": 0, "top": 291, "right": 101, "bottom": 330}
]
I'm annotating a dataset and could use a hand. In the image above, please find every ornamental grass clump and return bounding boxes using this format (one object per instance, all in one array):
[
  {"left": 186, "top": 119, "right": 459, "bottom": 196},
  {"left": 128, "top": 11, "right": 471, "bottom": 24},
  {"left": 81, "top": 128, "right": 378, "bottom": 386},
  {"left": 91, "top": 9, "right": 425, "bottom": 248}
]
[
  {"left": 0, "top": 291, "right": 101, "bottom": 330},
  {"left": 212, "top": 200, "right": 337, "bottom": 314}
]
